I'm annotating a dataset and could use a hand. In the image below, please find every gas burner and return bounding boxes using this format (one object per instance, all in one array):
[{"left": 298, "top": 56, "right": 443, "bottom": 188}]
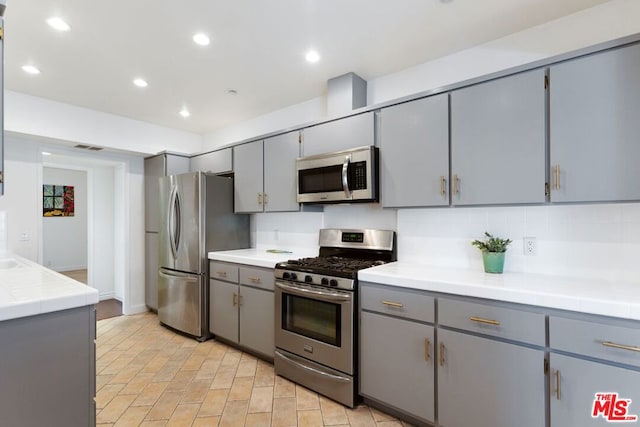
[{"left": 286, "top": 256, "right": 386, "bottom": 273}]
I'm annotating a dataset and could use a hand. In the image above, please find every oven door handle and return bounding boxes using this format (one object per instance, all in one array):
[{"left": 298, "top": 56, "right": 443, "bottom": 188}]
[
  {"left": 275, "top": 281, "right": 352, "bottom": 302},
  {"left": 275, "top": 350, "right": 351, "bottom": 383}
]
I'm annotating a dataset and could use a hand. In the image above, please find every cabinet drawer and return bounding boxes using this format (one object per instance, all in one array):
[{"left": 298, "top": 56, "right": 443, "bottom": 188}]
[
  {"left": 360, "top": 282, "right": 434, "bottom": 323},
  {"left": 239, "top": 266, "right": 274, "bottom": 291},
  {"left": 550, "top": 316, "right": 640, "bottom": 368},
  {"left": 209, "top": 261, "right": 238, "bottom": 283},
  {"left": 438, "top": 298, "right": 545, "bottom": 346}
]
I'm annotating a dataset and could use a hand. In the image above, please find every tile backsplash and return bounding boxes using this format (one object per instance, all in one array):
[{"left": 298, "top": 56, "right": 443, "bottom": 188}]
[
  {"left": 0, "top": 211, "right": 6, "bottom": 255},
  {"left": 252, "top": 203, "right": 640, "bottom": 282}
]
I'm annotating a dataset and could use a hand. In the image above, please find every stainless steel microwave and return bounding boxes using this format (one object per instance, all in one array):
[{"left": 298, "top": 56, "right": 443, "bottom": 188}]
[{"left": 296, "top": 146, "right": 379, "bottom": 204}]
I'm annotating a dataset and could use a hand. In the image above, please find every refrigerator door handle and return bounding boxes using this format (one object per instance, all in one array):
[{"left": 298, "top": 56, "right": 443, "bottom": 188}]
[
  {"left": 159, "top": 268, "right": 199, "bottom": 281},
  {"left": 175, "top": 190, "right": 182, "bottom": 254},
  {"left": 168, "top": 186, "right": 178, "bottom": 260}
]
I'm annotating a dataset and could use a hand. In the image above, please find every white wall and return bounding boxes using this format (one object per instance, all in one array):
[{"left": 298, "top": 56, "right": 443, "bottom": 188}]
[
  {"left": 5, "top": 91, "right": 203, "bottom": 156},
  {"left": 0, "top": 134, "right": 145, "bottom": 313},
  {"left": 42, "top": 167, "right": 88, "bottom": 271},
  {"left": 202, "top": 0, "right": 640, "bottom": 151},
  {"left": 243, "top": 0, "right": 640, "bottom": 284},
  {"left": 0, "top": 136, "right": 41, "bottom": 260}
]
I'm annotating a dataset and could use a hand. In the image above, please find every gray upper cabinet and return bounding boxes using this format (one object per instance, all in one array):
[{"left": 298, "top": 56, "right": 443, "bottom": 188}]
[
  {"left": 263, "top": 131, "right": 301, "bottom": 212},
  {"left": 234, "top": 131, "right": 300, "bottom": 213},
  {"left": 145, "top": 153, "right": 190, "bottom": 229},
  {"left": 379, "top": 95, "right": 449, "bottom": 207},
  {"left": 233, "top": 140, "right": 264, "bottom": 213},
  {"left": 189, "top": 148, "right": 232, "bottom": 174},
  {"left": 451, "top": 69, "right": 546, "bottom": 205},
  {"left": 302, "top": 112, "right": 374, "bottom": 157},
  {"left": 549, "top": 43, "right": 640, "bottom": 203}
]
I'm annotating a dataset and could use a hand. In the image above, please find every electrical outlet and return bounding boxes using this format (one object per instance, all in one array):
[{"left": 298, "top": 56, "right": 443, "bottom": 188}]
[{"left": 524, "top": 237, "right": 537, "bottom": 256}]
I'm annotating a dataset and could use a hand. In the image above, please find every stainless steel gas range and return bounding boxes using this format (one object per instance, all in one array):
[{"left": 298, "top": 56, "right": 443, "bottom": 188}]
[{"left": 273, "top": 228, "right": 396, "bottom": 408}]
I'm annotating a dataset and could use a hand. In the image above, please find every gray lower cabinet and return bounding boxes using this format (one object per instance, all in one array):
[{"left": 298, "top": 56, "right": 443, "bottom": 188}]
[
  {"left": 233, "top": 131, "right": 300, "bottom": 213},
  {"left": 437, "top": 328, "right": 545, "bottom": 427},
  {"left": 239, "top": 285, "right": 274, "bottom": 357},
  {"left": 209, "top": 261, "right": 275, "bottom": 358},
  {"left": 360, "top": 311, "right": 435, "bottom": 423},
  {"left": 549, "top": 354, "right": 640, "bottom": 427},
  {"left": 450, "top": 68, "right": 546, "bottom": 205},
  {"left": 549, "top": 42, "right": 640, "bottom": 203},
  {"left": 301, "top": 111, "right": 374, "bottom": 157},
  {"left": 189, "top": 148, "right": 232, "bottom": 174},
  {"left": 0, "top": 306, "right": 96, "bottom": 427},
  {"left": 549, "top": 314, "right": 640, "bottom": 426},
  {"left": 145, "top": 232, "right": 159, "bottom": 310},
  {"left": 359, "top": 282, "right": 435, "bottom": 424},
  {"left": 210, "top": 279, "right": 239, "bottom": 344},
  {"left": 379, "top": 94, "right": 449, "bottom": 208}
]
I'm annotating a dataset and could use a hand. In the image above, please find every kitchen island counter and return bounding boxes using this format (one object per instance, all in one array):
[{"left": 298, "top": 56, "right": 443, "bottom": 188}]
[
  {"left": 359, "top": 262, "right": 640, "bottom": 321},
  {"left": 0, "top": 254, "right": 99, "bottom": 322},
  {"left": 208, "top": 247, "right": 318, "bottom": 269}
]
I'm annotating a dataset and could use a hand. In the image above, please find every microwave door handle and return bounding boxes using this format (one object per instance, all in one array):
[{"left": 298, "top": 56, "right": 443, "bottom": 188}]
[{"left": 342, "top": 154, "right": 351, "bottom": 198}]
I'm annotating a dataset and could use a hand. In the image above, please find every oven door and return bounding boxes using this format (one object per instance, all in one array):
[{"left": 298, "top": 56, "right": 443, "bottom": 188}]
[{"left": 275, "top": 280, "right": 354, "bottom": 375}]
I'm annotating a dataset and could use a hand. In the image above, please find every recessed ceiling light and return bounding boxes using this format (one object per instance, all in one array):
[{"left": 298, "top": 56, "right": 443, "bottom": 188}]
[
  {"left": 133, "top": 78, "right": 148, "bottom": 88},
  {"left": 192, "top": 33, "right": 210, "bottom": 46},
  {"left": 22, "top": 65, "right": 41, "bottom": 75},
  {"left": 46, "top": 17, "right": 71, "bottom": 31},
  {"left": 42, "top": 152, "right": 52, "bottom": 156},
  {"left": 227, "top": 89, "right": 238, "bottom": 95},
  {"left": 305, "top": 50, "right": 320, "bottom": 63},
  {"left": 179, "top": 108, "right": 190, "bottom": 118}
]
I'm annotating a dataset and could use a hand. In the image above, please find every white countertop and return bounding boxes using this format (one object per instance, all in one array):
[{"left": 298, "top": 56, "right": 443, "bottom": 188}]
[
  {"left": 0, "top": 255, "right": 99, "bottom": 322},
  {"left": 208, "top": 247, "right": 319, "bottom": 269},
  {"left": 359, "top": 262, "right": 640, "bottom": 321}
]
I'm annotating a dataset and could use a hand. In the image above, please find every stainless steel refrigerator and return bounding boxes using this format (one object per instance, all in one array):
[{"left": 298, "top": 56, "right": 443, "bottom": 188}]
[{"left": 158, "top": 172, "right": 249, "bottom": 340}]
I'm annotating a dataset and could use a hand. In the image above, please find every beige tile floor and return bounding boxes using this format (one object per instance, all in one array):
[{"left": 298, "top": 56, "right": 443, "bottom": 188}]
[{"left": 96, "top": 312, "right": 414, "bottom": 427}]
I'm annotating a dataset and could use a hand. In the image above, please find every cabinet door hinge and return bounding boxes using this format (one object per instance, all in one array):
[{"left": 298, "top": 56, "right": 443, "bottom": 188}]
[
  {"left": 298, "top": 132, "right": 302, "bottom": 144},
  {"left": 544, "top": 75, "right": 549, "bottom": 89},
  {"left": 544, "top": 358, "right": 549, "bottom": 375}
]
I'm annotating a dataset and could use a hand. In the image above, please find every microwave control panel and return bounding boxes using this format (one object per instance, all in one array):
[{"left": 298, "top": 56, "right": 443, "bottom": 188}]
[{"left": 350, "top": 161, "right": 367, "bottom": 190}]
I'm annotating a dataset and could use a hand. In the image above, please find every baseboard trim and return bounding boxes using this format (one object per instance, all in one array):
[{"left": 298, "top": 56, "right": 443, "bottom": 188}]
[
  {"left": 55, "top": 266, "right": 88, "bottom": 272},
  {"left": 125, "top": 303, "right": 148, "bottom": 316},
  {"left": 99, "top": 292, "right": 115, "bottom": 301}
]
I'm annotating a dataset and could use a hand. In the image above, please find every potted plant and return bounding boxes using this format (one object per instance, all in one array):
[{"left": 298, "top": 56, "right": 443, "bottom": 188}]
[{"left": 471, "top": 232, "right": 512, "bottom": 273}]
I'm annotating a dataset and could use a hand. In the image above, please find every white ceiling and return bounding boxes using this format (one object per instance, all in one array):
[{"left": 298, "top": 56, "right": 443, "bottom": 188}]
[{"left": 5, "top": 0, "right": 611, "bottom": 135}]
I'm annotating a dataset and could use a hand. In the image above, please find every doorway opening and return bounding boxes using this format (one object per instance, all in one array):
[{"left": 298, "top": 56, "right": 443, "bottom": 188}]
[{"left": 41, "top": 151, "right": 128, "bottom": 319}]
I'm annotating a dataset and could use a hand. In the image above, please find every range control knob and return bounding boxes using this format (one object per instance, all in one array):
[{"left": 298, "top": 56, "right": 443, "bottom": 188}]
[
  {"left": 290, "top": 273, "right": 297, "bottom": 280},
  {"left": 329, "top": 279, "right": 338, "bottom": 287},
  {"left": 305, "top": 275, "right": 313, "bottom": 283},
  {"left": 321, "top": 277, "right": 329, "bottom": 285},
  {"left": 282, "top": 272, "right": 291, "bottom": 280}
]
